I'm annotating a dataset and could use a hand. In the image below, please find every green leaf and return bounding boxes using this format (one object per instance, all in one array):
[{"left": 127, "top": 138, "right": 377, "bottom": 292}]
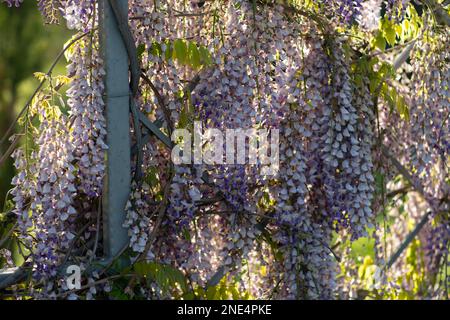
[
  {"left": 178, "top": 104, "right": 189, "bottom": 129},
  {"left": 351, "top": 237, "right": 375, "bottom": 263},
  {"left": 182, "top": 228, "right": 191, "bottom": 242},
  {"left": 173, "top": 39, "right": 188, "bottom": 65},
  {"left": 381, "top": 83, "right": 395, "bottom": 113},
  {"left": 110, "top": 286, "right": 130, "bottom": 300},
  {"left": 206, "top": 285, "right": 217, "bottom": 299},
  {"left": 7, "top": 237, "right": 26, "bottom": 266},
  {"left": 188, "top": 42, "right": 201, "bottom": 69},
  {"left": 33, "top": 72, "right": 47, "bottom": 82},
  {"left": 149, "top": 41, "right": 162, "bottom": 58},
  {"left": 375, "top": 171, "right": 385, "bottom": 192},
  {"left": 63, "top": 34, "right": 82, "bottom": 62},
  {"left": 134, "top": 261, "right": 188, "bottom": 294},
  {"left": 164, "top": 40, "right": 173, "bottom": 61},
  {"left": 144, "top": 167, "right": 159, "bottom": 188},
  {"left": 374, "top": 32, "right": 386, "bottom": 51},
  {"left": 137, "top": 43, "right": 146, "bottom": 59},
  {"left": 396, "top": 94, "right": 410, "bottom": 121},
  {"left": 384, "top": 22, "right": 397, "bottom": 46},
  {"left": 54, "top": 75, "right": 71, "bottom": 89},
  {"left": 369, "top": 76, "right": 380, "bottom": 94},
  {"left": 134, "top": 261, "right": 152, "bottom": 277}
]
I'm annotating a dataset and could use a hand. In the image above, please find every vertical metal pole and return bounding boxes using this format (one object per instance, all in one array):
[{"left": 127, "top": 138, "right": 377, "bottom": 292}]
[{"left": 99, "top": 0, "right": 130, "bottom": 258}]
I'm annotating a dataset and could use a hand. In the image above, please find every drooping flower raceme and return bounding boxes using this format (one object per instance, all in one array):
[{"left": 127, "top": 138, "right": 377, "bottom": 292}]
[
  {"left": 66, "top": 38, "right": 107, "bottom": 198},
  {"left": 1, "top": 0, "right": 22, "bottom": 7}
]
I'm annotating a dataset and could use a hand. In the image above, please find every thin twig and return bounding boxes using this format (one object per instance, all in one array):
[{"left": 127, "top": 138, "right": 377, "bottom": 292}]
[
  {"left": 90, "top": 197, "right": 102, "bottom": 264},
  {"left": 62, "top": 222, "right": 92, "bottom": 266},
  {"left": 140, "top": 72, "right": 174, "bottom": 133},
  {"left": 0, "top": 31, "right": 89, "bottom": 149},
  {"left": 386, "top": 186, "right": 411, "bottom": 198},
  {"left": 0, "top": 134, "right": 21, "bottom": 168},
  {"left": 124, "top": 166, "right": 173, "bottom": 295},
  {"left": 0, "top": 222, "right": 17, "bottom": 248},
  {"left": 380, "top": 145, "right": 444, "bottom": 269}
]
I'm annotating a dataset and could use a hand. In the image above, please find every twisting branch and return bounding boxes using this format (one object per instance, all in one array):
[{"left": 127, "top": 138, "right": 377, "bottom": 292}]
[
  {"left": 393, "top": 41, "right": 416, "bottom": 71},
  {"left": 370, "top": 34, "right": 441, "bottom": 269},
  {"left": 251, "top": 0, "right": 333, "bottom": 34},
  {"left": 0, "top": 222, "right": 17, "bottom": 249},
  {"left": 140, "top": 72, "right": 174, "bottom": 133},
  {"left": 381, "top": 145, "right": 427, "bottom": 197},
  {"left": 0, "top": 133, "right": 21, "bottom": 168},
  {"left": 125, "top": 163, "right": 173, "bottom": 296},
  {"left": 386, "top": 210, "right": 432, "bottom": 268},
  {"left": 130, "top": 99, "right": 144, "bottom": 181},
  {"left": 386, "top": 186, "right": 411, "bottom": 198},
  {"left": 380, "top": 145, "right": 442, "bottom": 269}
]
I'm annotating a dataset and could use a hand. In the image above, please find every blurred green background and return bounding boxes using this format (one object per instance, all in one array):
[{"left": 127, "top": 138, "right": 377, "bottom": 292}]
[{"left": 0, "top": 1, "right": 71, "bottom": 209}]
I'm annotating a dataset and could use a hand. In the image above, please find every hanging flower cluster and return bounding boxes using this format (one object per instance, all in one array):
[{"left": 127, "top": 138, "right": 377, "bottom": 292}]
[
  {"left": 11, "top": 113, "right": 78, "bottom": 286},
  {"left": 66, "top": 38, "right": 107, "bottom": 198},
  {"left": 119, "top": 0, "right": 380, "bottom": 299},
  {"left": 6, "top": 0, "right": 106, "bottom": 298},
  {"left": 408, "top": 33, "right": 449, "bottom": 201},
  {"left": 321, "top": 0, "right": 363, "bottom": 24},
  {"left": 386, "top": 0, "right": 411, "bottom": 21},
  {"left": 358, "top": 0, "right": 383, "bottom": 31},
  {"left": 2, "top": 0, "right": 21, "bottom": 7},
  {"left": 384, "top": 31, "right": 449, "bottom": 294}
]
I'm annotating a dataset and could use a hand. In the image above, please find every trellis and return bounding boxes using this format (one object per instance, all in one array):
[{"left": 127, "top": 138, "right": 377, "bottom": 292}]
[
  {"left": 101, "top": 0, "right": 174, "bottom": 258},
  {"left": 100, "top": 0, "right": 131, "bottom": 260}
]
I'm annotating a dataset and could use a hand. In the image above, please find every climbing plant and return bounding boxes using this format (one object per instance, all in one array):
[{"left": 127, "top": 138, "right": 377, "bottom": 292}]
[{"left": 0, "top": 0, "right": 448, "bottom": 300}]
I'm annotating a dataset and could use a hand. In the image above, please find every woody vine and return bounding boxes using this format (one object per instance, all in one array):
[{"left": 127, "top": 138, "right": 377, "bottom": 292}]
[{"left": 0, "top": 0, "right": 449, "bottom": 300}]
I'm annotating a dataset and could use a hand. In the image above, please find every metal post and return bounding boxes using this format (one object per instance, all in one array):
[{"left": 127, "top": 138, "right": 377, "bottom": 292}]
[{"left": 99, "top": 0, "right": 130, "bottom": 258}]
